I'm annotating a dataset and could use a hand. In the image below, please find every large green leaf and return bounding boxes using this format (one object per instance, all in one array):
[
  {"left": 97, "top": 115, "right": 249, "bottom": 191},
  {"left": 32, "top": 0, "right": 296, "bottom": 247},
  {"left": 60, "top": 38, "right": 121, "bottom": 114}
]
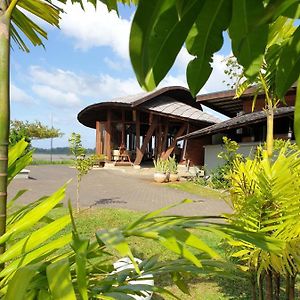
[
  {"left": 186, "top": 0, "right": 232, "bottom": 95},
  {"left": 229, "top": 0, "right": 268, "bottom": 78},
  {"left": 47, "top": 259, "right": 76, "bottom": 300},
  {"left": 0, "top": 234, "right": 72, "bottom": 278},
  {"left": 96, "top": 228, "right": 139, "bottom": 273},
  {"left": 4, "top": 264, "right": 39, "bottom": 300},
  {"left": 276, "top": 26, "right": 300, "bottom": 97},
  {"left": 7, "top": 139, "right": 32, "bottom": 184},
  {"left": 0, "top": 184, "right": 67, "bottom": 244},
  {"left": 0, "top": 215, "right": 70, "bottom": 264},
  {"left": 129, "top": 0, "right": 205, "bottom": 90}
]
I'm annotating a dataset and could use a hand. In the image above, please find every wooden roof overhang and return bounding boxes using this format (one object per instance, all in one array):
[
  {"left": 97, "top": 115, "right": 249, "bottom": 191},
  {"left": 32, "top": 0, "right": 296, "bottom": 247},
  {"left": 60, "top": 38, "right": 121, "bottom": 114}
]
[
  {"left": 78, "top": 86, "right": 220, "bottom": 129},
  {"left": 178, "top": 106, "right": 295, "bottom": 140},
  {"left": 197, "top": 85, "right": 297, "bottom": 117}
]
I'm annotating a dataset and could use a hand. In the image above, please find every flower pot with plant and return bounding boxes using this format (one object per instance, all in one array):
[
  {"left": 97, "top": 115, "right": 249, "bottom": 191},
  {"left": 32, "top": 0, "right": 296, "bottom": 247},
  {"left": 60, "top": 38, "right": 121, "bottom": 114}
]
[
  {"left": 153, "top": 157, "right": 168, "bottom": 183},
  {"left": 167, "top": 155, "right": 179, "bottom": 182}
]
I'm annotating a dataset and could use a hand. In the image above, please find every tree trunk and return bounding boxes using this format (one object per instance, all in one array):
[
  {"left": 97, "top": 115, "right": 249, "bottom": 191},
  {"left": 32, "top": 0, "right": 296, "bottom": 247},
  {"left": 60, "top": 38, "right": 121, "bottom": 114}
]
[
  {"left": 259, "top": 273, "right": 264, "bottom": 300},
  {"left": 0, "top": 8, "right": 10, "bottom": 269},
  {"left": 251, "top": 273, "right": 257, "bottom": 300},
  {"left": 289, "top": 275, "right": 295, "bottom": 300},
  {"left": 76, "top": 175, "right": 80, "bottom": 213},
  {"left": 266, "top": 270, "right": 273, "bottom": 300},
  {"left": 266, "top": 106, "right": 274, "bottom": 158},
  {"left": 274, "top": 273, "right": 280, "bottom": 300},
  {"left": 286, "top": 274, "right": 290, "bottom": 300}
]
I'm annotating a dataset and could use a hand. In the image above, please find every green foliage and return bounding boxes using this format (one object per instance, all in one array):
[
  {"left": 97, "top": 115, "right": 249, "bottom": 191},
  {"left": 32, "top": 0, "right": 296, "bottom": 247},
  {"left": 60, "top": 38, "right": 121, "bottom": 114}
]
[
  {"left": 166, "top": 155, "right": 178, "bottom": 174},
  {"left": 9, "top": 120, "right": 63, "bottom": 147},
  {"left": 128, "top": 0, "right": 300, "bottom": 144},
  {"left": 69, "top": 133, "right": 96, "bottom": 212},
  {"left": 30, "top": 159, "right": 73, "bottom": 165},
  {"left": 186, "top": 0, "right": 231, "bottom": 95},
  {"left": 1, "top": 140, "right": 72, "bottom": 296},
  {"left": 211, "top": 137, "right": 243, "bottom": 189},
  {"left": 226, "top": 140, "right": 300, "bottom": 297},
  {"left": 153, "top": 157, "right": 168, "bottom": 173},
  {"left": 8, "top": 139, "right": 33, "bottom": 184},
  {"left": 69, "top": 132, "right": 85, "bottom": 158}
]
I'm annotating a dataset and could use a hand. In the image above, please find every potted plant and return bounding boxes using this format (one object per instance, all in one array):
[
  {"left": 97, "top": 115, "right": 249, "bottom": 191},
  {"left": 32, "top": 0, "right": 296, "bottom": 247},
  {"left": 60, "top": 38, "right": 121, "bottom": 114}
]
[
  {"left": 153, "top": 157, "right": 168, "bottom": 183},
  {"left": 167, "top": 155, "right": 179, "bottom": 182}
]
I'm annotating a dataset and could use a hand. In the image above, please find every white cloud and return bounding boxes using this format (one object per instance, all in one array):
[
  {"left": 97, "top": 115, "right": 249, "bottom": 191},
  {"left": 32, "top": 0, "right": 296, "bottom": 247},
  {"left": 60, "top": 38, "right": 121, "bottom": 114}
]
[
  {"left": 32, "top": 84, "right": 81, "bottom": 107},
  {"left": 194, "top": 53, "right": 232, "bottom": 94},
  {"left": 60, "top": 1, "right": 131, "bottom": 59},
  {"left": 29, "top": 65, "right": 142, "bottom": 104},
  {"left": 173, "top": 47, "right": 193, "bottom": 71},
  {"left": 160, "top": 74, "right": 188, "bottom": 89},
  {"left": 11, "top": 84, "right": 34, "bottom": 103},
  {"left": 103, "top": 57, "right": 130, "bottom": 71}
]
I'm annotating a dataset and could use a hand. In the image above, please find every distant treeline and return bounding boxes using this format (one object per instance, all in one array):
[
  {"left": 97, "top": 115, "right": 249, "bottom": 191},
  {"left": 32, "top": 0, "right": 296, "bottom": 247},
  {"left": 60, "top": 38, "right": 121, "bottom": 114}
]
[{"left": 34, "top": 147, "right": 95, "bottom": 155}]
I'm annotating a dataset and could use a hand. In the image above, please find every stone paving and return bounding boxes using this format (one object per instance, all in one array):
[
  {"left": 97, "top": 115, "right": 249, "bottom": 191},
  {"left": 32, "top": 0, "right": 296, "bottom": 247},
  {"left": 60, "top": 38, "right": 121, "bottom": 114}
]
[{"left": 8, "top": 165, "right": 231, "bottom": 216}]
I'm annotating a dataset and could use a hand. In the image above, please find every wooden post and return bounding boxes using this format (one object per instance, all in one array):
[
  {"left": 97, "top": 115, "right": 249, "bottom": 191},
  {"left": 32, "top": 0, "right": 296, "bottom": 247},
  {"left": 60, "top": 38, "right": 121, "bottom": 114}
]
[
  {"left": 121, "top": 110, "right": 126, "bottom": 145},
  {"left": 157, "top": 119, "right": 163, "bottom": 157},
  {"left": 106, "top": 110, "right": 112, "bottom": 161},
  {"left": 161, "top": 122, "right": 169, "bottom": 154},
  {"left": 96, "top": 121, "right": 103, "bottom": 155},
  {"left": 135, "top": 110, "right": 140, "bottom": 149},
  {"left": 134, "top": 118, "right": 157, "bottom": 165},
  {"left": 161, "top": 123, "right": 187, "bottom": 160}
]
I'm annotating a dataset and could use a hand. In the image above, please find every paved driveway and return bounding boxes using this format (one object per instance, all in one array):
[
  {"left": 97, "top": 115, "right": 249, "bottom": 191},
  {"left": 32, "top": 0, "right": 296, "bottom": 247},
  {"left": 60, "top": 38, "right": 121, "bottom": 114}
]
[{"left": 8, "top": 166, "right": 231, "bottom": 216}]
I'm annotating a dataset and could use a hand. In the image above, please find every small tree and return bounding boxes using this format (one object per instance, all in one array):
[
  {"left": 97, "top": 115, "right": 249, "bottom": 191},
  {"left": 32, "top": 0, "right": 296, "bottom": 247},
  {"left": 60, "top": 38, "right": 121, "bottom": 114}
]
[
  {"left": 69, "top": 132, "right": 95, "bottom": 212},
  {"left": 9, "top": 120, "right": 63, "bottom": 155}
]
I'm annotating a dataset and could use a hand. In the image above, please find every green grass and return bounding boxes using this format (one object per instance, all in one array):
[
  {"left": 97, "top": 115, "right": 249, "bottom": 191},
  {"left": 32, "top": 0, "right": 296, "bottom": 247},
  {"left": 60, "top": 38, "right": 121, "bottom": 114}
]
[
  {"left": 166, "top": 181, "right": 227, "bottom": 201},
  {"left": 17, "top": 206, "right": 298, "bottom": 299},
  {"left": 47, "top": 207, "right": 251, "bottom": 299},
  {"left": 30, "top": 159, "right": 73, "bottom": 165}
]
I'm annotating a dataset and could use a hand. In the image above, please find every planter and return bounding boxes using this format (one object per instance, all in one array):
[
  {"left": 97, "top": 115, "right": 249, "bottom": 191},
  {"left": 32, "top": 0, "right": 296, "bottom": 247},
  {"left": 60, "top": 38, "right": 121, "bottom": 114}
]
[
  {"left": 153, "top": 172, "right": 167, "bottom": 183},
  {"left": 169, "top": 173, "right": 179, "bottom": 182}
]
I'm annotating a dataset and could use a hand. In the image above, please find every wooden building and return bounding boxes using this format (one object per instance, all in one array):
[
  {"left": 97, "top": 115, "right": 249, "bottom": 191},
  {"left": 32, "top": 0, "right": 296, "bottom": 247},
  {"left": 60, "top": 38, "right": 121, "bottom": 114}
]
[
  {"left": 77, "top": 86, "right": 220, "bottom": 166},
  {"left": 179, "top": 85, "right": 297, "bottom": 171}
]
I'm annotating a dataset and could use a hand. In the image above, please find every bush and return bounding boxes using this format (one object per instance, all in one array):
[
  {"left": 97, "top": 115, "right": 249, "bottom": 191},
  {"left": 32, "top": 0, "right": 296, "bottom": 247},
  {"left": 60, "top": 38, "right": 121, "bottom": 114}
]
[{"left": 211, "top": 137, "right": 243, "bottom": 189}]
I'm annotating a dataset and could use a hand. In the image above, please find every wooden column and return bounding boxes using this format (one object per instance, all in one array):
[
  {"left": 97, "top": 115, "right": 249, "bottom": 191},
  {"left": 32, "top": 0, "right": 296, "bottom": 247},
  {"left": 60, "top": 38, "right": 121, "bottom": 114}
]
[
  {"left": 134, "top": 118, "right": 157, "bottom": 165},
  {"left": 95, "top": 121, "right": 103, "bottom": 155},
  {"left": 161, "top": 123, "right": 187, "bottom": 160},
  {"left": 161, "top": 122, "right": 169, "bottom": 155},
  {"left": 157, "top": 118, "right": 163, "bottom": 157},
  {"left": 106, "top": 110, "right": 112, "bottom": 161},
  {"left": 121, "top": 110, "right": 126, "bottom": 145},
  {"left": 135, "top": 110, "right": 140, "bottom": 149}
]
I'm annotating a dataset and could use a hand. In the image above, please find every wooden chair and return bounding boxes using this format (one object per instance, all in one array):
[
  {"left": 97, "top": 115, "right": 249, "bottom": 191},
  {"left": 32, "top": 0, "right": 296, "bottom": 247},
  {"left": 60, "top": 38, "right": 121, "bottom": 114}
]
[{"left": 118, "top": 144, "right": 132, "bottom": 163}]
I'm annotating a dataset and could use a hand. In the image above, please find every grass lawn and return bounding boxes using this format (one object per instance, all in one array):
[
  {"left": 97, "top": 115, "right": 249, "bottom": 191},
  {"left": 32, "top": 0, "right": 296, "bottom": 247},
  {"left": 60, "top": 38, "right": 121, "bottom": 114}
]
[
  {"left": 166, "top": 181, "right": 228, "bottom": 201},
  {"left": 49, "top": 207, "right": 251, "bottom": 299}
]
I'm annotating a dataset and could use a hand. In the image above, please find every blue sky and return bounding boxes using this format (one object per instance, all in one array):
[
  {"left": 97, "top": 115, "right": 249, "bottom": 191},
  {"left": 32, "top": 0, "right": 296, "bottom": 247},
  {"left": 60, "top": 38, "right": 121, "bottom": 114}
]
[{"left": 10, "top": 1, "right": 232, "bottom": 149}]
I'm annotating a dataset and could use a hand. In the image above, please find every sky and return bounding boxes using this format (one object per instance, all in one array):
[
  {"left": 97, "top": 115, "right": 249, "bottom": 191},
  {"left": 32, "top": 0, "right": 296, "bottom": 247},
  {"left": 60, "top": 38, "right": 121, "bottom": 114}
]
[{"left": 10, "top": 1, "right": 233, "bottom": 149}]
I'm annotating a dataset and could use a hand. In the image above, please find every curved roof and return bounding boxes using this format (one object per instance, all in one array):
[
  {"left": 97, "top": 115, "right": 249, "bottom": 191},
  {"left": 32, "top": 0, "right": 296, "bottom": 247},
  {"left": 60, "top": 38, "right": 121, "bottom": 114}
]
[
  {"left": 178, "top": 106, "right": 294, "bottom": 140},
  {"left": 78, "top": 86, "right": 220, "bottom": 128}
]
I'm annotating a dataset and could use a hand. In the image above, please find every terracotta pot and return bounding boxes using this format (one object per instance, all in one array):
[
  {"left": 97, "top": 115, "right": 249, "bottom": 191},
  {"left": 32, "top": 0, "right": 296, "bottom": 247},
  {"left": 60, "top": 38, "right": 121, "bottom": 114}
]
[
  {"left": 154, "top": 172, "right": 167, "bottom": 183},
  {"left": 169, "top": 173, "right": 179, "bottom": 182}
]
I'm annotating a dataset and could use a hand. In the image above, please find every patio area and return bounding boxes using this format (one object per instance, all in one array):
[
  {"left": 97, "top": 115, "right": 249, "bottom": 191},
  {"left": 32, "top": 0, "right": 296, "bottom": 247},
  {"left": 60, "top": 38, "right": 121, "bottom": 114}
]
[{"left": 8, "top": 165, "right": 231, "bottom": 217}]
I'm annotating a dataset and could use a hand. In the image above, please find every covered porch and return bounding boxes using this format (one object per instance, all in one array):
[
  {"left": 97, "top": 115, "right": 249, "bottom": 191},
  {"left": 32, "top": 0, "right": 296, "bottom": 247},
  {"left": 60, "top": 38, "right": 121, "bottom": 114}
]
[{"left": 78, "top": 86, "right": 220, "bottom": 166}]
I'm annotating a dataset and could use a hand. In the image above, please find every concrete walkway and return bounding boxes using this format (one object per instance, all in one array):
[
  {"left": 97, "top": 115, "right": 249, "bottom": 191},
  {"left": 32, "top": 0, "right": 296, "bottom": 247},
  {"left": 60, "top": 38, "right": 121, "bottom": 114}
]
[{"left": 8, "top": 165, "right": 231, "bottom": 216}]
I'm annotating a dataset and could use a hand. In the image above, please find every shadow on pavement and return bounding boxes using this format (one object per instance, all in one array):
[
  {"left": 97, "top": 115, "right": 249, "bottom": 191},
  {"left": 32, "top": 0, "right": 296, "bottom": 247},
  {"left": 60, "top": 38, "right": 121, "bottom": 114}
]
[{"left": 90, "top": 197, "right": 127, "bottom": 207}]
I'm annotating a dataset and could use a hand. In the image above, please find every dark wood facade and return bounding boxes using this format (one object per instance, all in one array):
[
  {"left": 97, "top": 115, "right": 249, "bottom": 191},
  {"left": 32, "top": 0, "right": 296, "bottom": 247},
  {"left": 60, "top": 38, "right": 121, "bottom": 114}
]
[{"left": 78, "top": 87, "right": 220, "bottom": 166}]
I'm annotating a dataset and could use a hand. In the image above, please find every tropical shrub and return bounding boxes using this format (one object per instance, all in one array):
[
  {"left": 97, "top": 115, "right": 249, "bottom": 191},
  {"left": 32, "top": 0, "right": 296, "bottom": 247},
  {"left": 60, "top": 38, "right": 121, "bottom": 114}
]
[
  {"left": 69, "top": 132, "right": 97, "bottom": 212},
  {"left": 210, "top": 137, "right": 243, "bottom": 189},
  {"left": 153, "top": 157, "right": 168, "bottom": 173},
  {"left": 166, "top": 155, "right": 178, "bottom": 174},
  {"left": 226, "top": 141, "right": 300, "bottom": 299}
]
